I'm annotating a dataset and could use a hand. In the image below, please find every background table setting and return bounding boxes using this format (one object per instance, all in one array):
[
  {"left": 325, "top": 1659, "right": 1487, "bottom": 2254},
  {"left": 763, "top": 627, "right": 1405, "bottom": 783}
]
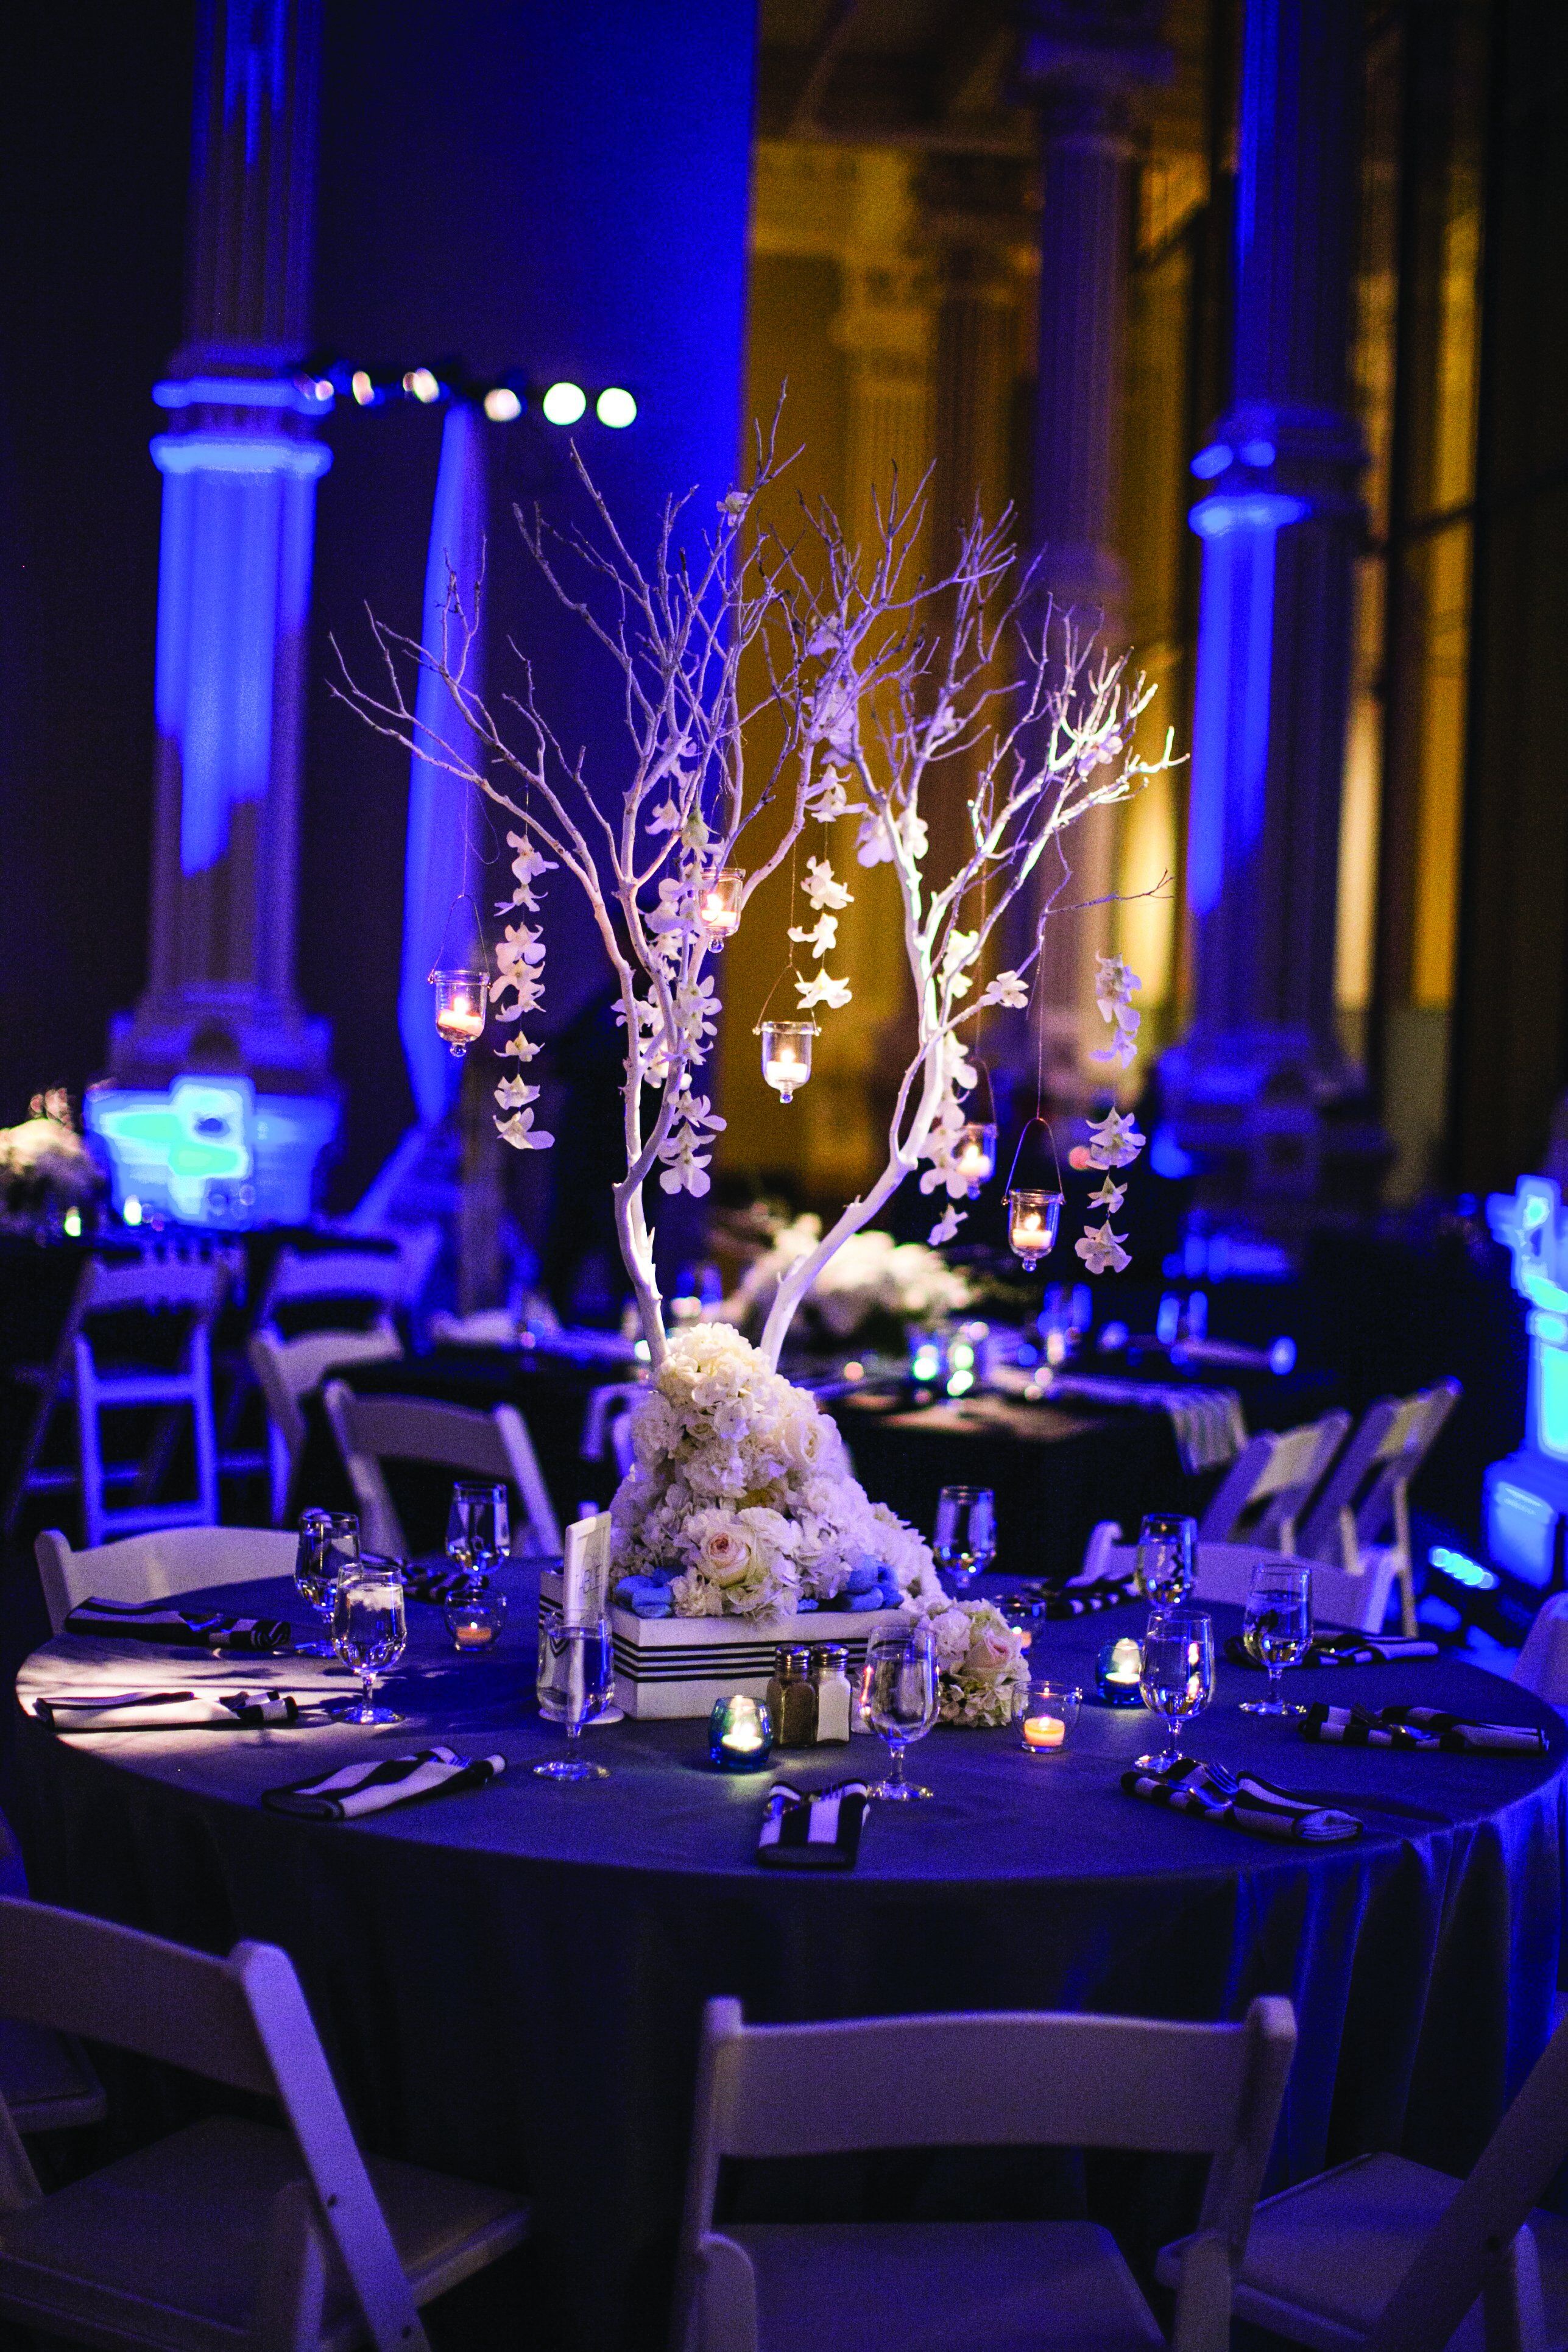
[{"left": 10, "top": 1521, "right": 1566, "bottom": 2352}]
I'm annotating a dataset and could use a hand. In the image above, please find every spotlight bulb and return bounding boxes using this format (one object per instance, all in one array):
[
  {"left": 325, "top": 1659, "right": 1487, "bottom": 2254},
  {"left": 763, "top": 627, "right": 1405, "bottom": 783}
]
[
  {"left": 542, "top": 381, "right": 587, "bottom": 426},
  {"left": 404, "top": 367, "right": 440, "bottom": 404},
  {"left": 351, "top": 370, "right": 375, "bottom": 405},
  {"left": 596, "top": 386, "right": 637, "bottom": 428},
  {"left": 484, "top": 386, "right": 523, "bottom": 422}
]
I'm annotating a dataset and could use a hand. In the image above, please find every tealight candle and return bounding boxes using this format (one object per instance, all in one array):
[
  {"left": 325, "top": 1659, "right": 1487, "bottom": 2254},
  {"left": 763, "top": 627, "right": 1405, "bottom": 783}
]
[
  {"left": 1006, "top": 1187, "right": 1063, "bottom": 1270},
  {"left": 1023, "top": 1714, "right": 1065, "bottom": 1750},
  {"left": 1095, "top": 1634, "right": 1144, "bottom": 1706},
  {"left": 1019, "top": 1678, "right": 1081, "bottom": 1753},
  {"left": 708, "top": 1692, "right": 774, "bottom": 1771},
  {"left": 760, "top": 1020, "right": 816, "bottom": 1103},
  {"left": 953, "top": 1122, "right": 998, "bottom": 1198},
  {"left": 444, "top": 1591, "right": 507, "bottom": 1651},
  {"left": 433, "top": 972, "right": 487, "bottom": 1053},
  {"left": 699, "top": 869, "right": 744, "bottom": 948}
]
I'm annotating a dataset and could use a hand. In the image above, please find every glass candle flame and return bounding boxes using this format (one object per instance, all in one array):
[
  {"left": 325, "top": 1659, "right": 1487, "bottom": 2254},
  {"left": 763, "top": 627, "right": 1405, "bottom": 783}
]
[
  {"left": 433, "top": 971, "right": 486, "bottom": 1054},
  {"left": 699, "top": 869, "right": 744, "bottom": 949},
  {"left": 954, "top": 1122, "right": 998, "bottom": 1198},
  {"left": 761, "top": 1021, "right": 814, "bottom": 1103},
  {"left": 1006, "top": 1188, "right": 1062, "bottom": 1270},
  {"left": 1022, "top": 1714, "right": 1065, "bottom": 1749},
  {"left": 708, "top": 1692, "right": 774, "bottom": 1770}
]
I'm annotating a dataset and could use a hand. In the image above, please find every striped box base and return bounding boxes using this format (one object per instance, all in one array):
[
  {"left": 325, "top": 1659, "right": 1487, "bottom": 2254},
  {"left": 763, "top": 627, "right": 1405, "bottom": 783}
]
[{"left": 539, "top": 1570, "right": 911, "bottom": 1719}]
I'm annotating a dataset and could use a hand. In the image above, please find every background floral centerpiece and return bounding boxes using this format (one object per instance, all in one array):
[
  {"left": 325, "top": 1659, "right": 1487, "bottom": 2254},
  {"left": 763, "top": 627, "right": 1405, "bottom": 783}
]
[
  {"left": 722, "top": 1213, "right": 972, "bottom": 1354},
  {"left": 610, "top": 1322, "right": 943, "bottom": 1621},
  {"left": 0, "top": 1091, "right": 102, "bottom": 1230},
  {"left": 929, "top": 1598, "right": 1031, "bottom": 1726}
]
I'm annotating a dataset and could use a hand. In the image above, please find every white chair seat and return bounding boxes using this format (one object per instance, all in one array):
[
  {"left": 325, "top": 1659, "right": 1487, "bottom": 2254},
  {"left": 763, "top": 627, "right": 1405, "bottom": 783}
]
[
  {"left": 1158, "top": 2152, "right": 1568, "bottom": 2350},
  {"left": 0, "top": 2113, "right": 528, "bottom": 2351},
  {"left": 726, "top": 2219, "right": 1165, "bottom": 2352}
]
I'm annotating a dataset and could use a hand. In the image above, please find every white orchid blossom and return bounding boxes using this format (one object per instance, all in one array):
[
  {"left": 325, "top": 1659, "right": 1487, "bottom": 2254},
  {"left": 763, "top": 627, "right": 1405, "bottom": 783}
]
[
  {"left": 978, "top": 969, "right": 1029, "bottom": 1011},
  {"left": 795, "top": 970, "right": 853, "bottom": 1012},
  {"left": 1076, "top": 1220, "right": 1131, "bottom": 1274},
  {"left": 1086, "top": 1108, "right": 1147, "bottom": 1169},
  {"left": 802, "top": 855, "right": 853, "bottom": 912},
  {"left": 788, "top": 911, "right": 839, "bottom": 959}
]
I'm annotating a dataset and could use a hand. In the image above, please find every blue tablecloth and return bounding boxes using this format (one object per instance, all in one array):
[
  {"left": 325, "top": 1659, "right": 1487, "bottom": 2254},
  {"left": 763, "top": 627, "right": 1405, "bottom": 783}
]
[{"left": 12, "top": 1569, "right": 1566, "bottom": 2351}]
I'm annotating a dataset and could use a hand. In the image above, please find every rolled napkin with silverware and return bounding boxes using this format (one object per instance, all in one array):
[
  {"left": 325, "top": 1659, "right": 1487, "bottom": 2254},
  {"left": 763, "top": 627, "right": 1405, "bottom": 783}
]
[
  {"left": 33, "top": 1689, "right": 300, "bottom": 1732},
  {"left": 1301, "top": 1701, "right": 1548, "bottom": 1755},
  {"left": 262, "top": 1746, "right": 506, "bottom": 1821},
  {"left": 1121, "top": 1756, "right": 1363, "bottom": 1842},
  {"left": 756, "top": 1779, "right": 870, "bottom": 1870},
  {"left": 63, "top": 1597, "right": 294, "bottom": 1653},
  {"left": 401, "top": 1566, "right": 489, "bottom": 1606},
  {"left": 1224, "top": 1630, "right": 1441, "bottom": 1669}
]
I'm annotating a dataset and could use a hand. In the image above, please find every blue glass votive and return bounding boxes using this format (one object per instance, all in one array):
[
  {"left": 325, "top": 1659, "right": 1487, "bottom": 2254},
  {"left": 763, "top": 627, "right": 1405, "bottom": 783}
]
[
  {"left": 709, "top": 1693, "right": 774, "bottom": 1771},
  {"left": 1095, "top": 1633, "right": 1144, "bottom": 1706}
]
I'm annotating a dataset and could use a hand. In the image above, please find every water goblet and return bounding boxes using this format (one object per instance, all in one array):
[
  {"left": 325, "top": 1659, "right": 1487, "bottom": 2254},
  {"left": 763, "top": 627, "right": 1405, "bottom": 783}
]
[
  {"left": 1134, "top": 1513, "right": 1197, "bottom": 1611},
  {"left": 331, "top": 1561, "right": 408, "bottom": 1726},
  {"left": 1239, "top": 1563, "right": 1313, "bottom": 1716},
  {"left": 447, "top": 1481, "right": 511, "bottom": 1582},
  {"left": 933, "top": 1486, "right": 995, "bottom": 1594},
  {"left": 861, "top": 1623, "right": 939, "bottom": 1800},
  {"left": 1135, "top": 1609, "right": 1215, "bottom": 1771},
  {"left": 294, "top": 1510, "right": 358, "bottom": 1658},
  {"left": 534, "top": 1619, "right": 613, "bottom": 1781}
]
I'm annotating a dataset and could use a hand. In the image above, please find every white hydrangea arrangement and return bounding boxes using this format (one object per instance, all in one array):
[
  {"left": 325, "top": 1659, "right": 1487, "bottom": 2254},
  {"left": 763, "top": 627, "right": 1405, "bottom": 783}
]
[
  {"left": 928, "top": 1598, "right": 1031, "bottom": 1727},
  {"left": 0, "top": 1092, "right": 101, "bottom": 1215},
  {"left": 724, "top": 1215, "right": 972, "bottom": 1343},
  {"left": 610, "top": 1323, "right": 944, "bottom": 1622}
]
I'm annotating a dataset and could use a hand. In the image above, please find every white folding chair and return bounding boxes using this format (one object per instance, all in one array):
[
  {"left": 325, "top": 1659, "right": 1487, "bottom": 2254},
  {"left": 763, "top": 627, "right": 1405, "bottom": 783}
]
[
  {"left": 581, "top": 1382, "right": 642, "bottom": 1485},
  {"left": 322, "top": 1384, "right": 561, "bottom": 1559},
  {"left": 5, "top": 1252, "right": 229, "bottom": 1547},
  {"left": 260, "top": 1247, "right": 410, "bottom": 1333},
  {"left": 249, "top": 1328, "right": 403, "bottom": 1525},
  {"left": 674, "top": 1994, "right": 1297, "bottom": 2352},
  {"left": 1199, "top": 1412, "right": 1352, "bottom": 1552},
  {"left": 1514, "top": 1594, "right": 1568, "bottom": 1709},
  {"left": 0, "top": 1897, "right": 528, "bottom": 2352},
  {"left": 1296, "top": 1382, "right": 1462, "bottom": 1637},
  {"left": 1097, "top": 1541, "right": 1402, "bottom": 1635},
  {"left": 1159, "top": 2002, "right": 1568, "bottom": 2350},
  {"left": 0, "top": 1814, "right": 105, "bottom": 2138},
  {"left": 34, "top": 1524, "right": 297, "bottom": 1637}
]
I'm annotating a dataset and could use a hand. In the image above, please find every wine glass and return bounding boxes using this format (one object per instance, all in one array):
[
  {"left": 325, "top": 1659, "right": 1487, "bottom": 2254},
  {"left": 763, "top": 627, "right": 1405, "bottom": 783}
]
[
  {"left": 1239, "top": 1563, "right": 1313, "bottom": 1717},
  {"left": 1134, "top": 1513, "right": 1197, "bottom": 1611},
  {"left": 447, "top": 1481, "right": 511, "bottom": 1583},
  {"left": 1135, "top": 1609, "right": 1215, "bottom": 1771},
  {"left": 295, "top": 1510, "right": 358, "bottom": 1658},
  {"left": 331, "top": 1563, "right": 408, "bottom": 1726},
  {"left": 861, "top": 1623, "right": 939, "bottom": 1800},
  {"left": 933, "top": 1486, "right": 996, "bottom": 1594},
  {"left": 534, "top": 1619, "right": 613, "bottom": 1781}
]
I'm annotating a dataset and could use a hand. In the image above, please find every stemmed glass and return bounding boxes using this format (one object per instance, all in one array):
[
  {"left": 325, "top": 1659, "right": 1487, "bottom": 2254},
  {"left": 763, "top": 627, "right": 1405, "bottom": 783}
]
[
  {"left": 1240, "top": 1563, "right": 1313, "bottom": 1716},
  {"left": 933, "top": 1486, "right": 995, "bottom": 1594},
  {"left": 331, "top": 1563, "right": 408, "bottom": 1726},
  {"left": 447, "top": 1481, "right": 511, "bottom": 1583},
  {"left": 295, "top": 1510, "right": 359, "bottom": 1658},
  {"left": 861, "top": 1623, "right": 939, "bottom": 1800},
  {"left": 1134, "top": 1513, "right": 1197, "bottom": 1611},
  {"left": 1135, "top": 1609, "right": 1215, "bottom": 1771},
  {"left": 534, "top": 1619, "right": 613, "bottom": 1782}
]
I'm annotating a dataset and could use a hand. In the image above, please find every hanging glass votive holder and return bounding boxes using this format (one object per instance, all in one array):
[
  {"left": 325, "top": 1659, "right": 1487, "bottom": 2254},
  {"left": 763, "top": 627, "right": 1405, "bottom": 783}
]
[
  {"left": 698, "top": 867, "right": 744, "bottom": 950},
  {"left": 432, "top": 970, "right": 487, "bottom": 1054},
  {"left": 760, "top": 1020, "right": 816, "bottom": 1103},
  {"left": 953, "top": 1121, "right": 998, "bottom": 1198},
  {"left": 1006, "top": 1188, "right": 1062, "bottom": 1270}
]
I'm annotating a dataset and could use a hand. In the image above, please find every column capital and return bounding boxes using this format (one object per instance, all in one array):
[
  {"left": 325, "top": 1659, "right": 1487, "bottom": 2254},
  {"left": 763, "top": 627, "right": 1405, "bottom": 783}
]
[{"left": 1015, "top": 1, "right": 1172, "bottom": 115}]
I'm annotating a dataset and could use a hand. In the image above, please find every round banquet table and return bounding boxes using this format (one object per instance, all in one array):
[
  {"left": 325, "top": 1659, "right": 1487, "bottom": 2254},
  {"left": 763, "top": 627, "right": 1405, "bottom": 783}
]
[{"left": 12, "top": 1568, "right": 1567, "bottom": 2352}]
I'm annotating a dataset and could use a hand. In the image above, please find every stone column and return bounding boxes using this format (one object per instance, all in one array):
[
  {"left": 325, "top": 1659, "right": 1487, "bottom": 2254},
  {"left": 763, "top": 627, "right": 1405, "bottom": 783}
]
[
  {"left": 1018, "top": 7, "right": 1170, "bottom": 1101},
  {"left": 1160, "top": 0, "right": 1376, "bottom": 1206},
  {"left": 110, "top": 0, "right": 336, "bottom": 1197}
]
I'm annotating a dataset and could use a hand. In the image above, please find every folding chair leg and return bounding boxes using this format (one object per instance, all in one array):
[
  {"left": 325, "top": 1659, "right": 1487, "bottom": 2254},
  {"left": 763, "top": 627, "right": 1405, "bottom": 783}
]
[
  {"left": 1482, "top": 2223, "right": 1547, "bottom": 2352},
  {"left": 251, "top": 2178, "right": 331, "bottom": 2352},
  {"left": 1393, "top": 1481, "right": 1418, "bottom": 1637}
]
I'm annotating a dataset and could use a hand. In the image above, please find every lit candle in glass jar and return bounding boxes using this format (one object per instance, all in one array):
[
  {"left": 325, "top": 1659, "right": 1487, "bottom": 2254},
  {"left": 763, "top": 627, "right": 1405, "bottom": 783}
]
[
  {"left": 760, "top": 1020, "right": 816, "bottom": 1103},
  {"left": 953, "top": 1122, "right": 998, "bottom": 1198},
  {"left": 1022, "top": 1714, "right": 1065, "bottom": 1750},
  {"left": 699, "top": 868, "right": 744, "bottom": 948},
  {"left": 433, "top": 972, "right": 486, "bottom": 1053},
  {"left": 1006, "top": 1188, "right": 1062, "bottom": 1270}
]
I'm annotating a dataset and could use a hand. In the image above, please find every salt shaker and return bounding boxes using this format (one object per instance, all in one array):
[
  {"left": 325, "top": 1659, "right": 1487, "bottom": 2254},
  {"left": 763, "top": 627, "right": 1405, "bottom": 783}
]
[{"left": 810, "top": 1645, "right": 852, "bottom": 1742}]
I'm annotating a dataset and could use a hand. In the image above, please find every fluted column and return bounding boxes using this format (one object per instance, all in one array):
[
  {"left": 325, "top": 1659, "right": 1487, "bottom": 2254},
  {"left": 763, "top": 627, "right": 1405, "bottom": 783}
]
[
  {"left": 1161, "top": 0, "right": 1369, "bottom": 1185},
  {"left": 111, "top": 0, "right": 334, "bottom": 1124},
  {"left": 1019, "top": 9, "right": 1169, "bottom": 1101}
]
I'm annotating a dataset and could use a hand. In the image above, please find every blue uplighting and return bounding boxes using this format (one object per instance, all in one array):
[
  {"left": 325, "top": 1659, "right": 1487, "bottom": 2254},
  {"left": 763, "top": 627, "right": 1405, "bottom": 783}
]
[
  {"left": 1240, "top": 439, "right": 1277, "bottom": 467},
  {"left": 1150, "top": 1121, "right": 1195, "bottom": 1179},
  {"left": 1190, "top": 443, "right": 1232, "bottom": 479}
]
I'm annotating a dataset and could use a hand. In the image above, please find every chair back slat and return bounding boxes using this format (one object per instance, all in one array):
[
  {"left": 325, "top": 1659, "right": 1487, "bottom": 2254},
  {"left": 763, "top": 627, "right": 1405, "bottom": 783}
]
[
  {"left": 0, "top": 1900, "right": 274, "bottom": 2096},
  {"left": 1199, "top": 1411, "right": 1351, "bottom": 1549},
  {"left": 323, "top": 1384, "right": 560, "bottom": 1558},
  {"left": 35, "top": 1523, "right": 297, "bottom": 1631},
  {"left": 264, "top": 1248, "right": 408, "bottom": 1316},
  {"left": 79, "top": 1256, "right": 230, "bottom": 1318},
  {"left": 1297, "top": 1382, "right": 1460, "bottom": 1563}
]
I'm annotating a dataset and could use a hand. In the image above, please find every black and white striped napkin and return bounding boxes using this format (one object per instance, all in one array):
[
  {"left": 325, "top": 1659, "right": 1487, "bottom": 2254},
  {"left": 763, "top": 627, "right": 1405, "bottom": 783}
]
[
  {"left": 262, "top": 1746, "right": 506, "bottom": 1820},
  {"left": 402, "top": 1566, "right": 489, "bottom": 1606},
  {"left": 1121, "top": 1756, "right": 1363, "bottom": 1842},
  {"left": 756, "top": 1780, "right": 870, "bottom": 1870},
  {"left": 1003, "top": 1575, "right": 1139, "bottom": 1622},
  {"left": 1224, "top": 1630, "right": 1440, "bottom": 1670},
  {"left": 64, "top": 1597, "right": 294, "bottom": 1653},
  {"left": 1301, "top": 1703, "right": 1547, "bottom": 1756},
  {"left": 34, "top": 1689, "right": 300, "bottom": 1732}
]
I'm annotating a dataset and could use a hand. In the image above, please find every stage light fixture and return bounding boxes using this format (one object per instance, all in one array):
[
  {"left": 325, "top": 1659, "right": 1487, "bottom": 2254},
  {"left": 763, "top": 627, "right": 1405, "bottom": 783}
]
[
  {"left": 542, "top": 381, "right": 587, "bottom": 425},
  {"left": 484, "top": 386, "right": 523, "bottom": 422},
  {"left": 404, "top": 367, "right": 440, "bottom": 404},
  {"left": 596, "top": 386, "right": 637, "bottom": 428},
  {"left": 351, "top": 370, "right": 375, "bottom": 405}
]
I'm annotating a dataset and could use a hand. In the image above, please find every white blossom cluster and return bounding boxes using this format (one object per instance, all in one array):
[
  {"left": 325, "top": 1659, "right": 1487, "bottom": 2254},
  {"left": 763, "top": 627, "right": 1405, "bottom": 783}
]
[
  {"left": 610, "top": 1323, "right": 942, "bottom": 1620},
  {"left": 1072, "top": 953, "right": 1148, "bottom": 1274},
  {"left": 490, "top": 832, "right": 557, "bottom": 1153},
  {"left": 724, "top": 1215, "right": 973, "bottom": 1340},
  {"left": 928, "top": 1598, "right": 1031, "bottom": 1727}
]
